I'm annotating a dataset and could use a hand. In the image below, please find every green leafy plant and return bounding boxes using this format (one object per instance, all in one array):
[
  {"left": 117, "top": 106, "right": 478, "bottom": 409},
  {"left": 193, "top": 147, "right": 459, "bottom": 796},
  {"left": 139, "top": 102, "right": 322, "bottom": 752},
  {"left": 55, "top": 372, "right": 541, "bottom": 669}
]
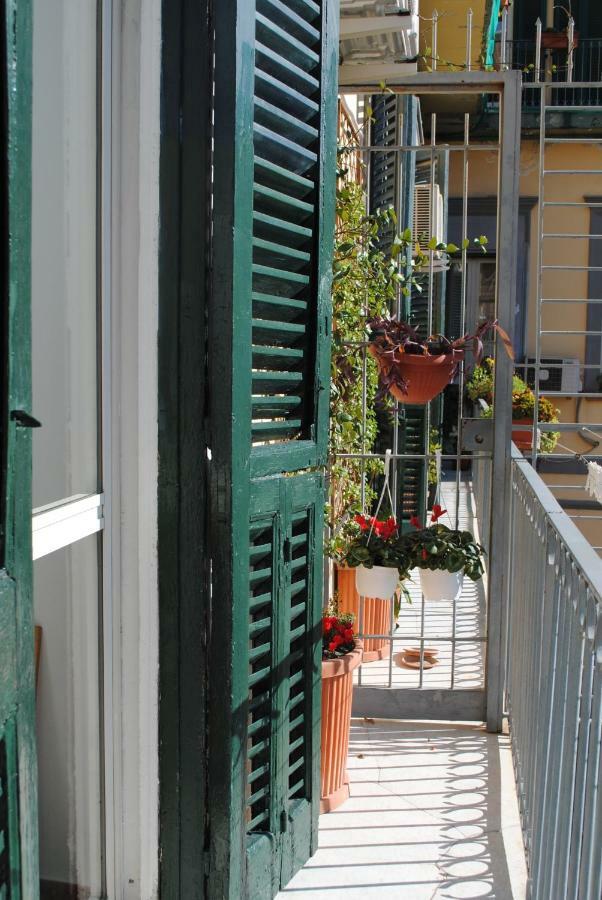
[
  {"left": 328, "top": 179, "right": 393, "bottom": 525},
  {"left": 328, "top": 172, "right": 494, "bottom": 520},
  {"left": 465, "top": 356, "right": 525, "bottom": 403},
  {"left": 428, "top": 428, "right": 442, "bottom": 487},
  {"left": 466, "top": 358, "right": 560, "bottom": 452},
  {"left": 403, "top": 506, "right": 485, "bottom": 581}
]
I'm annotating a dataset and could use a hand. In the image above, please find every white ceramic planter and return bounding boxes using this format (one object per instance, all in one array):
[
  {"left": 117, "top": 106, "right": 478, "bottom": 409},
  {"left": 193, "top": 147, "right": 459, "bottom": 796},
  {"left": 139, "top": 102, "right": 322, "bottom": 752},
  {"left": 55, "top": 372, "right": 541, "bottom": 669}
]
[
  {"left": 419, "top": 568, "right": 464, "bottom": 602},
  {"left": 355, "top": 565, "right": 399, "bottom": 600}
]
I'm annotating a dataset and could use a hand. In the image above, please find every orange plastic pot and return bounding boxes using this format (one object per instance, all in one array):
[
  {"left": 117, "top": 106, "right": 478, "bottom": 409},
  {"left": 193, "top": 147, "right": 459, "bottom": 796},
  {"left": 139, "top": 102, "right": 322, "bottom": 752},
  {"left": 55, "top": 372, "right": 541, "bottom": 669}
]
[
  {"left": 512, "top": 417, "right": 534, "bottom": 450},
  {"left": 336, "top": 566, "right": 392, "bottom": 662},
  {"left": 320, "top": 642, "right": 363, "bottom": 813},
  {"left": 369, "top": 344, "right": 462, "bottom": 405}
]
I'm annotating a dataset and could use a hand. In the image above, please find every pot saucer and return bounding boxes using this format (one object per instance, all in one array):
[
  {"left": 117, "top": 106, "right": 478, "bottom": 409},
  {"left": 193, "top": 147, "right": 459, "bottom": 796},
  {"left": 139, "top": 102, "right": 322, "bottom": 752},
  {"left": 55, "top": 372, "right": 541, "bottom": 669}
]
[{"left": 394, "top": 651, "right": 438, "bottom": 670}]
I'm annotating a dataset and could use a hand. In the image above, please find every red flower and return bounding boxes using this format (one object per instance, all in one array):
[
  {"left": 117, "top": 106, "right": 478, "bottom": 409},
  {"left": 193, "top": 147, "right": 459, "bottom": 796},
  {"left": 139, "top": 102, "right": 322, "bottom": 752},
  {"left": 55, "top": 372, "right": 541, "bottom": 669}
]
[
  {"left": 371, "top": 515, "right": 398, "bottom": 541},
  {"left": 354, "top": 514, "right": 369, "bottom": 531},
  {"left": 328, "top": 640, "right": 338, "bottom": 652},
  {"left": 421, "top": 548, "right": 428, "bottom": 560},
  {"left": 410, "top": 515, "right": 422, "bottom": 529},
  {"left": 430, "top": 504, "right": 447, "bottom": 524},
  {"left": 343, "top": 627, "right": 354, "bottom": 641},
  {"left": 323, "top": 616, "right": 336, "bottom": 635}
]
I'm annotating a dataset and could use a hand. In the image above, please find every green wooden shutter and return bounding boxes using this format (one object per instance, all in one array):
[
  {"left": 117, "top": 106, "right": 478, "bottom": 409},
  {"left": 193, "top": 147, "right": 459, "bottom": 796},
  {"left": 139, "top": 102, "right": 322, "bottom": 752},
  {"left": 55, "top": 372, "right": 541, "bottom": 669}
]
[
  {"left": 0, "top": 1, "right": 38, "bottom": 898},
  {"left": 250, "top": 0, "right": 336, "bottom": 478},
  {"left": 209, "top": 1, "right": 337, "bottom": 898},
  {"left": 245, "top": 474, "right": 323, "bottom": 900}
]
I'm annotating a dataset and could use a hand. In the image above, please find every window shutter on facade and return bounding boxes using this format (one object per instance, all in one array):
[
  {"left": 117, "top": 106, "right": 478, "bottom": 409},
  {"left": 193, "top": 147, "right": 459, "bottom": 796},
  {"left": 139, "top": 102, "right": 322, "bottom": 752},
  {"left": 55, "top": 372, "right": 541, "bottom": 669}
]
[{"left": 208, "top": 2, "right": 337, "bottom": 898}]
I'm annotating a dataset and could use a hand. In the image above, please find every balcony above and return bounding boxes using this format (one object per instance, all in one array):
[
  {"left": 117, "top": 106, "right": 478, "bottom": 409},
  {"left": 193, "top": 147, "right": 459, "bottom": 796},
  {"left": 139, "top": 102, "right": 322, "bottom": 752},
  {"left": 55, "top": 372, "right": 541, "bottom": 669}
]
[{"left": 339, "top": 0, "right": 419, "bottom": 86}]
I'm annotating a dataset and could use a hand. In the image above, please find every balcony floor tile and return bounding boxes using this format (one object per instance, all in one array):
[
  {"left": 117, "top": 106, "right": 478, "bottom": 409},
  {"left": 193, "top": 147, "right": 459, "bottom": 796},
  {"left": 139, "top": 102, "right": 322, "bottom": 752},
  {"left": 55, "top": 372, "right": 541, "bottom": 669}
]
[{"left": 277, "top": 720, "right": 527, "bottom": 899}]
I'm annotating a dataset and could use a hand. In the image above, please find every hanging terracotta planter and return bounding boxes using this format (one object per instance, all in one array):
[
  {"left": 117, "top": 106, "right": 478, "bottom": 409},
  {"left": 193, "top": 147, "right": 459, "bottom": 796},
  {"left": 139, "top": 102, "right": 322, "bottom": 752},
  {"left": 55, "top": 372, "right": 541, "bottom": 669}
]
[
  {"left": 321, "top": 641, "right": 363, "bottom": 813},
  {"left": 356, "top": 564, "right": 399, "bottom": 600},
  {"left": 419, "top": 568, "right": 464, "bottom": 602},
  {"left": 337, "top": 566, "right": 392, "bottom": 662},
  {"left": 367, "top": 315, "right": 514, "bottom": 407},
  {"left": 368, "top": 343, "right": 463, "bottom": 405}
]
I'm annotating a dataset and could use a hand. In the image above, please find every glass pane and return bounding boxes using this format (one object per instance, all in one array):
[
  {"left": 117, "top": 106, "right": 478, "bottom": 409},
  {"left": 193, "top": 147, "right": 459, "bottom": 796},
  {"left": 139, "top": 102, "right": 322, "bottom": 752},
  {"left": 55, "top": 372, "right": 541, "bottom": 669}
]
[
  {"left": 31, "top": 0, "right": 98, "bottom": 509},
  {"left": 34, "top": 533, "right": 103, "bottom": 897}
]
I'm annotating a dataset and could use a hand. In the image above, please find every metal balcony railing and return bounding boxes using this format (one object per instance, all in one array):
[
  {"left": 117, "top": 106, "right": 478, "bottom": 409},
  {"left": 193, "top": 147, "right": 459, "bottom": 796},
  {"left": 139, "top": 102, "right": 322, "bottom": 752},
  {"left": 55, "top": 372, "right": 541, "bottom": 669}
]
[
  {"left": 474, "top": 445, "right": 602, "bottom": 898},
  {"left": 503, "top": 38, "right": 602, "bottom": 108}
]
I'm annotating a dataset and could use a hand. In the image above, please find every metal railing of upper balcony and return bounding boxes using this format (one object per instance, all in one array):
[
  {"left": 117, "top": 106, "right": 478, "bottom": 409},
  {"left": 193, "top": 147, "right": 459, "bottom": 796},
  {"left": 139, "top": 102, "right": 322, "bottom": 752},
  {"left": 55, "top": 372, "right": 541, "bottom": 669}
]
[
  {"left": 504, "top": 37, "right": 602, "bottom": 108},
  {"left": 474, "top": 445, "right": 602, "bottom": 899},
  {"left": 480, "top": 8, "right": 602, "bottom": 108}
]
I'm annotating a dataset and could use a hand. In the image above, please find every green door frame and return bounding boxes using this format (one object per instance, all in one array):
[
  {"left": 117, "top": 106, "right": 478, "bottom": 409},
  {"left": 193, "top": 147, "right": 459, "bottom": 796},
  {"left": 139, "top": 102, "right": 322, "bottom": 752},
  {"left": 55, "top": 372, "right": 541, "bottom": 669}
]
[
  {"left": 158, "top": 0, "right": 211, "bottom": 896},
  {"left": 1, "top": 0, "right": 38, "bottom": 896}
]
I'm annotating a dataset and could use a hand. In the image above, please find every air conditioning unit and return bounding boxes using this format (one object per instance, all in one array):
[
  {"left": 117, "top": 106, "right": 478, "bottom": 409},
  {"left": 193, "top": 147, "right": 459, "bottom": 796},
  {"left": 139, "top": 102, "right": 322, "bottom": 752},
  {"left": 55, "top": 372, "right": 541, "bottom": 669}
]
[
  {"left": 412, "top": 184, "right": 448, "bottom": 272},
  {"left": 413, "top": 183, "right": 444, "bottom": 245},
  {"left": 524, "top": 357, "right": 582, "bottom": 394}
]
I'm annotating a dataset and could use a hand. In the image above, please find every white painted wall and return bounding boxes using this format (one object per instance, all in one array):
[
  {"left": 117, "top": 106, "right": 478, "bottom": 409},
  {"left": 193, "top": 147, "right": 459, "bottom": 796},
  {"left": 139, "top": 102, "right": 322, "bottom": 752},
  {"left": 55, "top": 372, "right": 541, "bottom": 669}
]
[{"left": 31, "top": 1, "right": 103, "bottom": 894}]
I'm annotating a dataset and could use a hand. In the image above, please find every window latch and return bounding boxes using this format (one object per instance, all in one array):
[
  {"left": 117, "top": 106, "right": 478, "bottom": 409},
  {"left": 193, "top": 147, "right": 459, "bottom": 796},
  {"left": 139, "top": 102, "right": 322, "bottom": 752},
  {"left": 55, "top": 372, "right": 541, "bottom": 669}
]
[{"left": 11, "top": 410, "right": 42, "bottom": 428}]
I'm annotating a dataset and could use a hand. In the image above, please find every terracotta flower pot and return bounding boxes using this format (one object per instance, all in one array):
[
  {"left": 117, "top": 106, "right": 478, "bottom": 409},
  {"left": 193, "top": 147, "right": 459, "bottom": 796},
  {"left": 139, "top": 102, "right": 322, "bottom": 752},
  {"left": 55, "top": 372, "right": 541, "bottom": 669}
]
[
  {"left": 512, "top": 417, "right": 534, "bottom": 451},
  {"left": 337, "top": 566, "right": 392, "bottom": 662},
  {"left": 541, "top": 30, "right": 579, "bottom": 50},
  {"left": 369, "top": 343, "right": 462, "bottom": 405},
  {"left": 321, "top": 642, "right": 363, "bottom": 813}
]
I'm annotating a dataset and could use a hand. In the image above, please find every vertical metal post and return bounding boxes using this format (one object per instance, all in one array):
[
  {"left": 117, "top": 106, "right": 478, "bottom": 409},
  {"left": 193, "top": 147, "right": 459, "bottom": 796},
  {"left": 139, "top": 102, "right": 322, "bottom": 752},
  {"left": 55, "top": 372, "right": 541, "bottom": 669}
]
[
  {"left": 532, "top": 84, "right": 546, "bottom": 466},
  {"left": 486, "top": 72, "right": 522, "bottom": 732},
  {"left": 567, "top": 16, "right": 575, "bottom": 83},
  {"left": 454, "top": 113, "right": 470, "bottom": 532},
  {"left": 432, "top": 9, "right": 438, "bottom": 72},
  {"left": 466, "top": 9, "right": 473, "bottom": 71},
  {"left": 500, "top": 6, "right": 508, "bottom": 72},
  {"left": 535, "top": 18, "right": 542, "bottom": 83}
]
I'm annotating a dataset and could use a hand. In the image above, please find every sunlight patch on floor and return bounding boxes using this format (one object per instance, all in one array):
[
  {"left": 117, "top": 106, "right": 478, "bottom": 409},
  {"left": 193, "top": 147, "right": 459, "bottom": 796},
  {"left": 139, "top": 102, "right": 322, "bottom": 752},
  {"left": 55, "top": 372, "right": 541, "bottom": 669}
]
[{"left": 277, "top": 720, "right": 527, "bottom": 900}]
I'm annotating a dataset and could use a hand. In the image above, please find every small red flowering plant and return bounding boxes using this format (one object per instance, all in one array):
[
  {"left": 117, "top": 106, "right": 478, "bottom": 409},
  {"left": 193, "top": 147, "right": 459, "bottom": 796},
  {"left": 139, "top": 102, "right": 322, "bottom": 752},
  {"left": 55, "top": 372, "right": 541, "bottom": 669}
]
[
  {"left": 403, "top": 504, "right": 485, "bottom": 581},
  {"left": 322, "top": 610, "right": 356, "bottom": 660},
  {"left": 326, "top": 512, "right": 409, "bottom": 575}
]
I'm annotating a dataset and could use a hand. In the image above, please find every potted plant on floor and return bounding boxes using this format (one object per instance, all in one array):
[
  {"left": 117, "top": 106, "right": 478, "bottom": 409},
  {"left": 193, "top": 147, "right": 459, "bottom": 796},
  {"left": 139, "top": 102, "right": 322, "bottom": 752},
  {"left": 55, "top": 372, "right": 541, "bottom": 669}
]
[
  {"left": 403, "top": 504, "right": 486, "bottom": 601},
  {"left": 321, "top": 610, "right": 363, "bottom": 813},
  {"left": 367, "top": 316, "right": 514, "bottom": 406},
  {"left": 333, "top": 569, "right": 395, "bottom": 663}
]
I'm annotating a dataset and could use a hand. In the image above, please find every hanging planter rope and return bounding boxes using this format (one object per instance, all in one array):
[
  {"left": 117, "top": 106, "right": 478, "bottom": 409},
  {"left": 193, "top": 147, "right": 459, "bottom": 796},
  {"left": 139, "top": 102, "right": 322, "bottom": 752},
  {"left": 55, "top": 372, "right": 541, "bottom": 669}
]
[{"left": 355, "top": 450, "right": 401, "bottom": 601}]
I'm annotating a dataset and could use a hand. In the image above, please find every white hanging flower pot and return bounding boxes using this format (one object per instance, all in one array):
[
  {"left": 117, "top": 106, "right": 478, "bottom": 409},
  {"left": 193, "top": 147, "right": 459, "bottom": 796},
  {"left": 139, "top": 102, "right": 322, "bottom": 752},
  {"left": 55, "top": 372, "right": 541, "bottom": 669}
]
[
  {"left": 356, "top": 565, "right": 399, "bottom": 601},
  {"left": 419, "top": 568, "right": 464, "bottom": 602}
]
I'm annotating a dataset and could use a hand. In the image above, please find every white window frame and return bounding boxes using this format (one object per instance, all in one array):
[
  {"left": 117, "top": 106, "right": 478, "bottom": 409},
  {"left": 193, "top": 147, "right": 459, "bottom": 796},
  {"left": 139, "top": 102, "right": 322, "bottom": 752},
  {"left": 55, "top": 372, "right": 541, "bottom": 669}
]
[
  {"left": 32, "top": 493, "right": 104, "bottom": 560},
  {"left": 30, "top": 1, "right": 161, "bottom": 896}
]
